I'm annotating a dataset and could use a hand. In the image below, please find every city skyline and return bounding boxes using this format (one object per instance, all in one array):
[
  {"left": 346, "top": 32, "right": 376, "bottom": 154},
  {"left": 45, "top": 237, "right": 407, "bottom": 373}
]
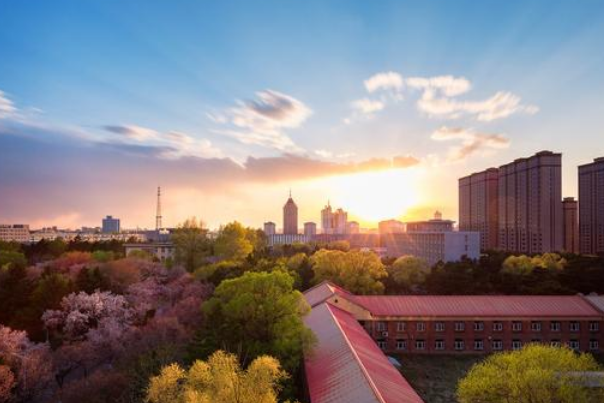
[{"left": 2, "top": 1, "right": 604, "bottom": 229}]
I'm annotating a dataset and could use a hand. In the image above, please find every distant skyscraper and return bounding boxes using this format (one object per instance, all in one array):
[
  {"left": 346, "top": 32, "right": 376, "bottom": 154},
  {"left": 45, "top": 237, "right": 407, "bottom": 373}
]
[
  {"left": 578, "top": 157, "right": 604, "bottom": 255},
  {"left": 378, "top": 219, "right": 405, "bottom": 234},
  {"left": 562, "top": 197, "right": 579, "bottom": 254},
  {"left": 459, "top": 167, "right": 499, "bottom": 250},
  {"left": 498, "top": 151, "right": 562, "bottom": 253},
  {"left": 321, "top": 201, "right": 348, "bottom": 234},
  {"left": 346, "top": 221, "right": 360, "bottom": 234},
  {"left": 102, "top": 215, "right": 120, "bottom": 233},
  {"left": 283, "top": 191, "right": 298, "bottom": 235},
  {"left": 263, "top": 221, "right": 276, "bottom": 236},
  {"left": 321, "top": 202, "right": 334, "bottom": 234},
  {"left": 333, "top": 208, "right": 348, "bottom": 234},
  {"left": 304, "top": 222, "right": 317, "bottom": 237}
]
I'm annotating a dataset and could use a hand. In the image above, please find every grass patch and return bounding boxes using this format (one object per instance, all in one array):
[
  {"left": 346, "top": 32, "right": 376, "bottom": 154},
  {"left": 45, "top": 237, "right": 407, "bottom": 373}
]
[{"left": 395, "top": 354, "right": 483, "bottom": 403}]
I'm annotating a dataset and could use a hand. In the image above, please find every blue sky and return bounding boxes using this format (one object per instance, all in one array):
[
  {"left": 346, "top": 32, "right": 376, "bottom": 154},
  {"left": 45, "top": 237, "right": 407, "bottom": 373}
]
[{"left": 1, "top": 0, "right": 604, "bottom": 229}]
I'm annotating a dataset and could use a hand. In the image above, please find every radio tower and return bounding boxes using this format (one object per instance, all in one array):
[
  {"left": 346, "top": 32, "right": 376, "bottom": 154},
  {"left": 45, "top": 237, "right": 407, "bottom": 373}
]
[{"left": 155, "top": 186, "right": 163, "bottom": 231}]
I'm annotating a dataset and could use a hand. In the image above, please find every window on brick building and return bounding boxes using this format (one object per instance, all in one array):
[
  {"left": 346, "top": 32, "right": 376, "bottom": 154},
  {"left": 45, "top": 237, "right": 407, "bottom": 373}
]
[
  {"left": 474, "top": 322, "right": 484, "bottom": 331},
  {"left": 435, "top": 340, "right": 445, "bottom": 350},
  {"left": 570, "top": 322, "right": 580, "bottom": 332},
  {"left": 492, "top": 340, "right": 503, "bottom": 350},
  {"left": 435, "top": 322, "right": 445, "bottom": 332},
  {"left": 396, "top": 322, "right": 406, "bottom": 332},
  {"left": 493, "top": 322, "right": 503, "bottom": 331},
  {"left": 376, "top": 322, "right": 387, "bottom": 332},
  {"left": 569, "top": 340, "right": 580, "bottom": 351},
  {"left": 512, "top": 340, "right": 522, "bottom": 350},
  {"left": 531, "top": 322, "right": 541, "bottom": 332},
  {"left": 455, "top": 322, "right": 465, "bottom": 332},
  {"left": 512, "top": 322, "right": 522, "bottom": 332},
  {"left": 474, "top": 339, "right": 484, "bottom": 350},
  {"left": 550, "top": 340, "right": 561, "bottom": 347},
  {"left": 396, "top": 339, "right": 407, "bottom": 350},
  {"left": 416, "top": 322, "right": 426, "bottom": 332},
  {"left": 415, "top": 340, "right": 426, "bottom": 350},
  {"left": 550, "top": 321, "right": 561, "bottom": 332},
  {"left": 455, "top": 339, "right": 465, "bottom": 351},
  {"left": 377, "top": 340, "right": 387, "bottom": 350},
  {"left": 589, "top": 321, "right": 600, "bottom": 332},
  {"left": 589, "top": 340, "right": 599, "bottom": 351}
]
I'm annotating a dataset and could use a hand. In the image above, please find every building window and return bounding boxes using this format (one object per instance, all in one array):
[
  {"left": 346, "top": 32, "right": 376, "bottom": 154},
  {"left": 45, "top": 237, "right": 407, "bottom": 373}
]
[
  {"left": 492, "top": 340, "right": 503, "bottom": 351},
  {"left": 493, "top": 322, "right": 503, "bottom": 332},
  {"left": 455, "top": 339, "right": 465, "bottom": 351},
  {"left": 550, "top": 340, "right": 561, "bottom": 348},
  {"left": 416, "top": 322, "right": 426, "bottom": 332},
  {"left": 570, "top": 322, "right": 580, "bottom": 332},
  {"left": 396, "top": 339, "right": 407, "bottom": 350},
  {"left": 396, "top": 322, "right": 406, "bottom": 332},
  {"left": 415, "top": 340, "right": 426, "bottom": 350},
  {"left": 569, "top": 340, "right": 580, "bottom": 351},
  {"left": 455, "top": 322, "right": 465, "bottom": 332},
  {"left": 531, "top": 322, "right": 542, "bottom": 332},
  {"left": 376, "top": 322, "right": 387, "bottom": 332},
  {"left": 377, "top": 340, "right": 387, "bottom": 350},
  {"left": 435, "top": 340, "right": 445, "bottom": 350},
  {"left": 589, "top": 340, "right": 599, "bottom": 351},
  {"left": 589, "top": 322, "right": 600, "bottom": 332},
  {"left": 474, "top": 322, "right": 484, "bottom": 332},
  {"left": 435, "top": 322, "right": 445, "bottom": 332},
  {"left": 512, "top": 322, "right": 522, "bottom": 332},
  {"left": 550, "top": 321, "right": 561, "bottom": 332},
  {"left": 512, "top": 340, "right": 522, "bottom": 350},
  {"left": 474, "top": 339, "right": 484, "bottom": 351}
]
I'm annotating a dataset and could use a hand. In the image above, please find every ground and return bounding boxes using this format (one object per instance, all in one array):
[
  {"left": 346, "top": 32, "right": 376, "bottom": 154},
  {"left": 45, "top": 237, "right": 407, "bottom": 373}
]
[{"left": 396, "top": 354, "right": 484, "bottom": 403}]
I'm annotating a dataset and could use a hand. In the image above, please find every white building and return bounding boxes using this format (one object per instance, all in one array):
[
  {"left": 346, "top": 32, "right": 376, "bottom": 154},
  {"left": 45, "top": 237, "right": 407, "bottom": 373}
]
[
  {"left": 124, "top": 242, "right": 175, "bottom": 261},
  {"left": 0, "top": 224, "right": 30, "bottom": 242},
  {"left": 263, "top": 221, "right": 276, "bottom": 236},
  {"left": 267, "top": 234, "right": 309, "bottom": 246}
]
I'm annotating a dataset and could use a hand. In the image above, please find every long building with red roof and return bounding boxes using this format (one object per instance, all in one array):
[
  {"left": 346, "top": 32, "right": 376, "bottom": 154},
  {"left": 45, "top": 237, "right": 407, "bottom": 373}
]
[{"left": 303, "top": 281, "right": 604, "bottom": 403}]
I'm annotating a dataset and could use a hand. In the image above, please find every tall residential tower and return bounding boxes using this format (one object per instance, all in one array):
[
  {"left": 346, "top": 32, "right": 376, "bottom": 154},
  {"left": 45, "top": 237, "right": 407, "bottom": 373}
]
[
  {"left": 459, "top": 168, "right": 499, "bottom": 250},
  {"left": 578, "top": 157, "right": 604, "bottom": 255}
]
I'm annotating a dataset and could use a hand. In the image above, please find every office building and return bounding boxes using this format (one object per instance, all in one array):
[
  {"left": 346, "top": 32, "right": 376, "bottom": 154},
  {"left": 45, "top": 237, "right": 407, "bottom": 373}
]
[
  {"left": 346, "top": 221, "right": 360, "bottom": 234},
  {"left": 459, "top": 168, "right": 499, "bottom": 250},
  {"left": 283, "top": 192, "right": 298, "bottom": 235},
  {"left": 579, "top": 157, "right": 604, "bottom": 255},
  {"left": 267, "top": 234, "right": 309, "bottom": 246},
  {"left": 0, "top": 224, "right": 30, "bottom": 243},
  {"left": 406, "top": 211, "right": 455, "bottom": 233},
  {"left": 498, "top": 151, "right": 562, "bottom": 253},
  {"left": 321, "top": 202, "right": 348, "bottom": 234},
  {"left": 102, "top": 215, "right": 121, "bottom": 233},
  {"left": 378, "top": 219, "right": 405, "bottom": 234},
  {"left": 321, "top": 202, "right": 334, "bottom": 234},
  {"left": 304, "top": 222, "right": 317, "bottom": 237},
  {"left": 562, "top": 197, "right": 579, "bottom": 254},
  {"left": 124, "top": 242, "right": 174, "bottom": 261},
  {"left": 263, "top": 221, "right": 276, "bottom": 236}
]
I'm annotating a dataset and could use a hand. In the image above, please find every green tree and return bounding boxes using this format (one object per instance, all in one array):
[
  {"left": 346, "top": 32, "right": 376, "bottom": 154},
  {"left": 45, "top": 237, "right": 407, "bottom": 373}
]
[
  {"left": 198, "top": 271, "right": 313, "bottom": 374},
  {"left": 501, "top": 255, "right": 536, "bottom": 276},
  {"left": 0, "top": 250, "right": 27, "bottom": 270},
  {"left": 214, "top": 221, "right": 254, "bottom": 261},
  {"left": 146, "top": 350, "right": 290, "bottom": 403},
  {"left": 172, "top": 218, "right": 211, "bottom": 272},
  {"left": 91, "top": 250, "right": 115, "bottom": 263},
  {"left": 457, "top": 344, "right": 604, "bottom": 403},
  {"left": 389, "top": 255, "right": 430, "bottom": 291},
  {"left": 311, "top": 249, "right": 387, "bottom": 294}
]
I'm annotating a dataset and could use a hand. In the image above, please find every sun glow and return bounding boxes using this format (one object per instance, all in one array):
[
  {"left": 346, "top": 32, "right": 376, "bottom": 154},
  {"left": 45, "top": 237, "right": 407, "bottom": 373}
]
[{"left": 322, "top": 168, "right": 423, "bottom": 225}]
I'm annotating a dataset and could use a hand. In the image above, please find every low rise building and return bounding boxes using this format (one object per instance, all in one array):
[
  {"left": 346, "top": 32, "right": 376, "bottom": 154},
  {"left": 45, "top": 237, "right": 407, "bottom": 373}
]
[
  {"left": 263, "top": 221, "right": 276, "bottom": 236},
  {"left": 124, "top": 242, "right": 174, "bottom": 261},
  {"left": 0, "top": 224, "right": 30, "bottom": 242},
  {"left": 304, "top": 222, "right": 317, "bottom": 237},
  {"left": 267, "top": 234, "right": 309, "bottom": 246}
]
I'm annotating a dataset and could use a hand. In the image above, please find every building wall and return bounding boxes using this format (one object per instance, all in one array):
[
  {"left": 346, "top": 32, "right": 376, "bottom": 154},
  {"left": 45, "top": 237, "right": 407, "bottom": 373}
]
[
  {"left": 0, "top": 224, "right": 30, "bottom": 242},
  {"left": 283, "top": 197, "right": 298, "bottom": 235},
  {"left": 579, "top": 158, "right": 604, "bottom": 255},
  {"left": 364, "top": 318, "right": 602, "bottom": 354},
  {"left": 304, "top": 222, "right": 317, "bottom": 237},
  {"left": 102, "top": 216, "right": 120, "bottom": 233},
  {"left": 459, "top": 168, "right": 499, "bottom": 250},
  {"left": 563, "top": 197, "right": 579, "bottom": 254},
  {"left": 268, "top": 234, "right": 309, "bottom": 246},
  {"left": 263, "top": 221, "right": 276, "bottom": 236}
]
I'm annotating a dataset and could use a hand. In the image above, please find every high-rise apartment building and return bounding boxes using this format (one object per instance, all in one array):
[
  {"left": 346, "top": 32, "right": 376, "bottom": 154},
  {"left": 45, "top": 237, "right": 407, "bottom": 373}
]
[
  {"left": 321, "top": 202, "right": 348, "bottom": 234},
  {"left": 459, "top": 168, "right": 499, "bottom": 250},
  {"left": 346, "top": 221, "right": 360, "bottom": 234},
  {"left": 498, "top": 151, "right": 562, "bottom": 253},
  {"left": 562, "top": 197, "right": 579, "bottom": 254},
  {"left": 283, "top": 193, "right": 298, "bottom": 235},
  {"left": 578, "top": 157, "right": 604, "bottom": 255},
  {"left": 304, "top": 222, "right": 317, "bottom": 237},
  {"left": 263, "top": 221, "right": 276, "bottom": 236},
  {"left": 333, "top": 208, "right": 348, "bottom": 234},
  {"left": 102, "top": 215, "right": 121, "bottom": 233},
  {"left": 321, "top": 202, "right": 333, "bottom": 234},
  {"left": 378, "top": 219, "right": 405, "bottom": 234}
]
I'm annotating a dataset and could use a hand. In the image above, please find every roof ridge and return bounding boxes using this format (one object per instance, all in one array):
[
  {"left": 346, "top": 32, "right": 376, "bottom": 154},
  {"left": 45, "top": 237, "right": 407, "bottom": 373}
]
[{"left": 324, "top": 303, "right": 388, "bottom": 403}]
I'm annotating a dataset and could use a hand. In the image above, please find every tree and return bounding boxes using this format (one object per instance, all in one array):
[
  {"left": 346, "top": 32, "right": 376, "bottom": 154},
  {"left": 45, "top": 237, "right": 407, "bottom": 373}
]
[
  {"left": 311, "top": 249, "right": 387, "bottom": 294},
  {"left": 146, "top": 350, "right": 289, "bottom": 403},
  {"left": 457, "top": 344, "right": 604, "bottom": 403},
  {"left": 501, "top": 255, "right": 536, "bottom": 276},
  {"left": 0, "top": 250, "right": 27, "bottom": 270},
  {"left": 172, "top": 218, "right": 211, "bottom": 272},
  {"left": 0, "top": 365, "right": 15, "bottom": 403},
  {"left": 389, "top": 255, "right": 430, "bottom": 291},
  {"left": 199, "top": 271, "right": 313, "bottom": 374},
  {"left": 214, "top": 221, "right": 254, "bottom": 261}
]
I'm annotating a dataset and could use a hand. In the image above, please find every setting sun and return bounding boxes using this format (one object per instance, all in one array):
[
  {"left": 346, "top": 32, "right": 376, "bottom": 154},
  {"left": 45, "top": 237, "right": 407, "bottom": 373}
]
[{"left": 322, "top": 168, "right": 423, "bottom": 225}]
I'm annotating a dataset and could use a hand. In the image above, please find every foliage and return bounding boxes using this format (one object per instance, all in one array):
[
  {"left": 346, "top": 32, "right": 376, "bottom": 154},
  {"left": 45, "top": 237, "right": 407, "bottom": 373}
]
[
  {"left": 214, "top": 221, "right": 255, "bottom": 261},
  {"left": 172, "top": 218, "right": 211, "bottom": 272},
  {"left": 388, "top": 255, "right": 430, "bottom": 291},
  {"left": 91, "top": 250, "right": 115, "bottom": 263},
  {"left": 311, "top": 249, "right": 387, "bottom": 294},
  {"left": 457, "top": 344, "right": 604, "bottom": 403},
  {"left": 0, "top": 250, "right": 27, "bottom": 270},
  {"left": 197, "top": 271, "right": 313, "bottom": 375},
  {"left": 147, "top": 350, "right": 290, "bottom": 403}
]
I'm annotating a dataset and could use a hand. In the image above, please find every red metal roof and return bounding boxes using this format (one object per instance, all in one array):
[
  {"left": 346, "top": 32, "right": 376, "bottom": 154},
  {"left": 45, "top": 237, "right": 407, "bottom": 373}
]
[
  {"left": 304, "top": 280, "right": 353, "bottom": 308},
  {"left": 351, "top": 295, "right": 602, "bottom": 318},
  {"left": 305, "top": 302, "right": 424, "bottom": 403}
]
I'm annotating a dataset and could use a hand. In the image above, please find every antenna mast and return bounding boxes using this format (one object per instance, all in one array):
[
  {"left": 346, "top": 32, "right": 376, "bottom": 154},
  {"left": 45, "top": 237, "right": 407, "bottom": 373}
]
[{"left": 155, "top": 186, "right": 163, "bottom": 231}]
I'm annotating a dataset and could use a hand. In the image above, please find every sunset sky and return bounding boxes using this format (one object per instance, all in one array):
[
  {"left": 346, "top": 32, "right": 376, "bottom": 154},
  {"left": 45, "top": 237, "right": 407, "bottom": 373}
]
[{"left": 1, "top": 1, "right": 604, "bottom": 230}]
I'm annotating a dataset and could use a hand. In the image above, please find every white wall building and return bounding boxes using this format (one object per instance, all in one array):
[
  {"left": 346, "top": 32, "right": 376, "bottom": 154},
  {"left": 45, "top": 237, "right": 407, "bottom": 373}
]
[{"left": 0, "top": 224, "right": 30, "bottom": 242}]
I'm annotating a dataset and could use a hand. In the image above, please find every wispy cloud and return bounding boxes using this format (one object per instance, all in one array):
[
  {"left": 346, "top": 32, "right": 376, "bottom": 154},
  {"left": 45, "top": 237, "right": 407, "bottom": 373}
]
[
  {"left": 364, "top": 71, "right": 404, "bottom": 93},
  {"left": 431, "top": 126, "right": 510, "bottom": 161},
  {"left": 213, "top": 89, "right": 312, "bottom": 152},
  {"left": 0, "top": 90, "right": 17, "bottom": 119},
  {"left": 104, "top": 124, "right": 158, "bottom": 141}
]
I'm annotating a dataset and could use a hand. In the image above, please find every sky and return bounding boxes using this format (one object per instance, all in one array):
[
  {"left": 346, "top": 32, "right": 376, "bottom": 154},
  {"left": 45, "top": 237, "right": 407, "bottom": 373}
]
[{"left": 1, "top": 0, "right": 604, "bottom": 230}]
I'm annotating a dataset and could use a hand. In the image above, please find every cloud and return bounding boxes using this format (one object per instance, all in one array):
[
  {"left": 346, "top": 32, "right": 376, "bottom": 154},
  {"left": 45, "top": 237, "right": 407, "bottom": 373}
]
[
  {"left": 431, "top": 126, "right": 510, "bottom": 161},
  {"left": 364, "top": 72, "right": 404, "bottom": 93},
  {"left": 0, "top": 90, "right": 17, "bottom": 119},
  {"left": 351, "top": 72, "right": 538, "bottom": 123},
  {"left": 314, "top": 149, "right": 333, "bottom": 158},
  {"left": 214, "top": 90, "right": 312, "bottom": 152},
  {"left": 104, "top": 124, "right": 158, "bottom": 141}
]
